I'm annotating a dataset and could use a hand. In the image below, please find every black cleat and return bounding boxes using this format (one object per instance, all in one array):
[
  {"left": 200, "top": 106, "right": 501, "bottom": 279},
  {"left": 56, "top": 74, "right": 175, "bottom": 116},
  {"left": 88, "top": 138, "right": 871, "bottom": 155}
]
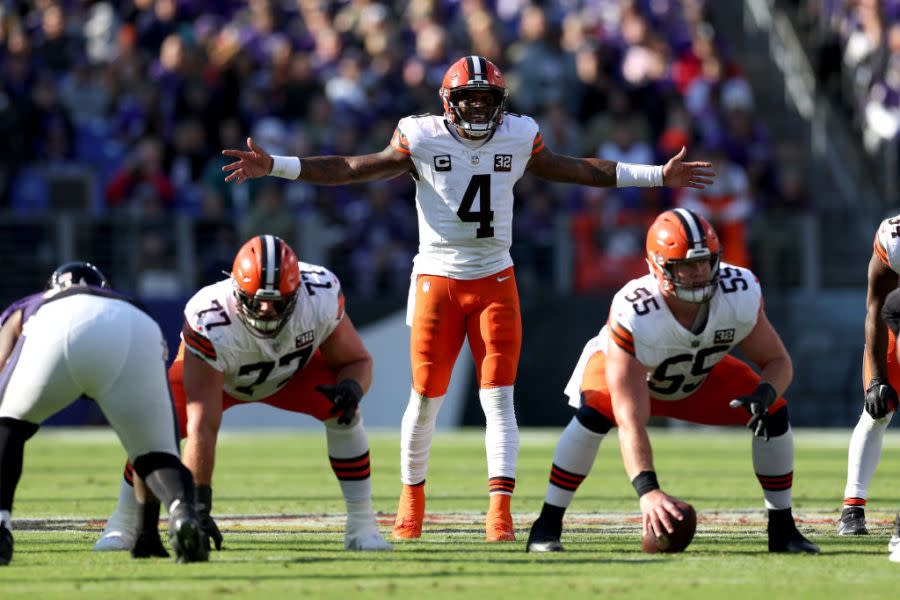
[
  {"left": 0, "top": 524, "right": 12, "bottom": 566},
  {"left": 131, "top": 530, "right": 170, "bottom": 559},
  {"left": 769, "top": 524, "right": 820, "bottom": 554},
  {"left": 526, "top": 518, "right": 564, "bottom": 553},
  {"left": 168, "top": 503, "right": 209, "bottom": 564},
  {"left": 836, "top": 506, "right": 868, "bottom": 535}
]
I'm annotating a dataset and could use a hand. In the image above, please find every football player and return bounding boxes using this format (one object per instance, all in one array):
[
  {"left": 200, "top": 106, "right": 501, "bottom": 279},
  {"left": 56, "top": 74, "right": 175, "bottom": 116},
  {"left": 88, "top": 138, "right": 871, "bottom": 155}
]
[
  {"left": 0, "top": 262, "right": 207, "bottom": 564},
  {"left": 95, "top": 236, "right": 392, "bottom": 552},
  {"left": 221, "top": 56, "right": 715, "bottom": 542},
  {"left": 526, "top": 209, "right": 818, "bottom": 554},
  {"left": 837, "top": 216, "right": 900, "bottom": 555}
]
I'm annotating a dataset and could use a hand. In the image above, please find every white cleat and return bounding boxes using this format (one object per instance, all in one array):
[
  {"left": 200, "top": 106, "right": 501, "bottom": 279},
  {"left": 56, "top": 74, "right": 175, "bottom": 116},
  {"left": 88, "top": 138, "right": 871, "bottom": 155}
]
[
  {"left": 890, "top": 547, "right": 900, "bottom": 563},
  {"left": 93, "top": 526, "right": 136, "bottom": 551},
  {"left": 889, "top": 535, "right": 900, "bottom": 553},
  {"left": 345, "top": 523, "right": 393, "bottom": 551}
]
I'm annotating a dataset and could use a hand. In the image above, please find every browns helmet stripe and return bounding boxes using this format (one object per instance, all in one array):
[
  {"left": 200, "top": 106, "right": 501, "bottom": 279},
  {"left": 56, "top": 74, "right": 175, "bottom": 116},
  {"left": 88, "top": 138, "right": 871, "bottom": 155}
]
[
  {"left": 466, "top": 55, "right": 487, "bottom": 83},
  {"left": 259, "top": 234, "right": 281, "bottom": 293},
  {"left": 672, "top": 208, "right": 706, "bottom": 250}
]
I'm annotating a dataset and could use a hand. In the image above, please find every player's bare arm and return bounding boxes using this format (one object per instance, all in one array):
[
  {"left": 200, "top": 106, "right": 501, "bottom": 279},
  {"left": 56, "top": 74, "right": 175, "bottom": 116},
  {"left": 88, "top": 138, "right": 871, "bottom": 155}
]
[
  {"left": 181, "top": 350, "right": 225, "bottom": 485},
  {"left": 221, "top": 138, "right": 413, "bottom": 185},
  {"left": 865, "top": 250, "right": 898, "bottom": 381},
  {"left": 526, "top": 146, "right": 715, "bottom": 189},
  {"left": 0, "top": 309, "right": 23, "bottom": 369},
  {"left": 319, "top": 316, "right": 373, "bottom": 393},
  {"left": 606, "top": 340, "right": 683, "bottom": 535},
  {"left": 737, "top": 305, "right": 793, "bottom": 396}
]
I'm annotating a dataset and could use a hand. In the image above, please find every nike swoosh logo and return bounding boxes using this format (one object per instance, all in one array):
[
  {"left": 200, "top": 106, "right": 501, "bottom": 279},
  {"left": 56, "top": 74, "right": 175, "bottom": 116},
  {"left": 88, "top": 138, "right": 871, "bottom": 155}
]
[{"left": 496, "top": 276, "right": 511, "bottom": 282}]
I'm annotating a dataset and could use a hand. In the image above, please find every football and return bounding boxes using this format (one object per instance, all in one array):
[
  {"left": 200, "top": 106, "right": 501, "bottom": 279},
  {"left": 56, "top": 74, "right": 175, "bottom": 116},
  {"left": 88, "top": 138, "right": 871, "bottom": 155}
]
[{"left": 641, "top": 502, "right": 697, "bottom": 553}]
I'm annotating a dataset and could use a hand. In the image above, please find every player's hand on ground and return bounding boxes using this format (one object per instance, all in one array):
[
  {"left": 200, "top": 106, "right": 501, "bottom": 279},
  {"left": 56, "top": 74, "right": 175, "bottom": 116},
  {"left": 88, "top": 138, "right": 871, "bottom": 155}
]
[
  {"left": 316, "top": 380, "right": 364, "bottom": 425},
  {"left": 195, "top": 484, "right": 223, "bottom": 551},
  {"left": 639, "top": 489, "right": 684, "bottom": 537},
  {"left": 864, "top": 377, "right": 897, "bottom": 419},
  {"left": 661, "top": 146, "right": 715, "bottom": 189},
  {"left": 221, "top": 137, "right": 274, "bottom": 184},
  {"left": 730, "top": 382, "right": 777, "bottom": 440}
]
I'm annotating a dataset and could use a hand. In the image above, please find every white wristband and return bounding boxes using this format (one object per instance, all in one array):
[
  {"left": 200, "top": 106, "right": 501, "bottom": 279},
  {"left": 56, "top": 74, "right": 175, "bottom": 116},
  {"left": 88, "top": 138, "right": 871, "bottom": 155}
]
[
  {"left": 270, "top": 155, "right": 301, "bottom": 180},
  {"left": 615, "top": 162, "right": 664, "bottom": 187}
]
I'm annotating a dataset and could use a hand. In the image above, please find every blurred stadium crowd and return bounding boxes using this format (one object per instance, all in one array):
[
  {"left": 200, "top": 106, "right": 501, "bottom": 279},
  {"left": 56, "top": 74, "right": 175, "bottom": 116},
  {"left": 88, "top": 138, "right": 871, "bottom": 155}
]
[{"left": 0, "top": 0, "right": 838, "bottom": 302}]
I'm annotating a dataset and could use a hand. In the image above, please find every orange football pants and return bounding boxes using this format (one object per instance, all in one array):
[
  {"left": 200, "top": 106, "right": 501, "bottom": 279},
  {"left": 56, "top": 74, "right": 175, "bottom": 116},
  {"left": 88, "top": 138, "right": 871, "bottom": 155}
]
[
  {"left": 168, "top": 341, "right": 338, "bottom": 437},
  {"left": 862, "top": 329, "right": 900, "bottom": 411},
  {"left": 580, "top": 352, "right": 787, "bottom": 424},
  {"left": 410, "top": 267, "right": 522, "bottom": 397}
]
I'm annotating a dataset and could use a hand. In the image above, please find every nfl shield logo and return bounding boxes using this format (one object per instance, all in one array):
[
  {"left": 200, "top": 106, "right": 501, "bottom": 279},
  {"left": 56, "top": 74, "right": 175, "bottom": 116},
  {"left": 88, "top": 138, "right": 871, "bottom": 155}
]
[{"left": 470, "top": 154, "right": 480, "bottom": 165}]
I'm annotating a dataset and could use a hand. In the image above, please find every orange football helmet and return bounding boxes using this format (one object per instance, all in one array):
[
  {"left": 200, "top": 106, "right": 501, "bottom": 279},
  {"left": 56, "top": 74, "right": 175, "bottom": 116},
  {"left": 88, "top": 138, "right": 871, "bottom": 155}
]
[
  {"left": 440, "top": 56, "right": 508, "bottom": 136},
  {"left": 646, "top": 208, "right": 721, "bottom": 303},
  {"left": 232, "top": 235, "right": 300, "bottom": 337}
]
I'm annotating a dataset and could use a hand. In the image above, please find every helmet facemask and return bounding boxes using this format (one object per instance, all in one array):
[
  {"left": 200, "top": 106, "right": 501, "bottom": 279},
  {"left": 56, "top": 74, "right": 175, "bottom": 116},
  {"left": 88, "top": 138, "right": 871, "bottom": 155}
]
[
  {"left": 651, "top": 250, "right": 720, "bottom": 304},
  {"left": 442, "top": 86, "right": 507, "bottom": 137},
  {"left": 233, "top": 283, "right": 297, "bottom": 338}
]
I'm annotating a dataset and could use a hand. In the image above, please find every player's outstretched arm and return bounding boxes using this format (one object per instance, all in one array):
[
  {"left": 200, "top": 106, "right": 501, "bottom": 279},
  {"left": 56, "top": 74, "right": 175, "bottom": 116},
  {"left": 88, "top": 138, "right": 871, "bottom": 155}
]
[
  {"left": 526, "top": 145, "right": 714, "bottom": 190},
  {"left": 222, "top": 138, "right": 412, "bottom": 186},
  {"left": 181, "top": 350, "right": 225, "bottom": 485},
  {"left": 606, "top": 340, "right": 683, "bottom": 535}
]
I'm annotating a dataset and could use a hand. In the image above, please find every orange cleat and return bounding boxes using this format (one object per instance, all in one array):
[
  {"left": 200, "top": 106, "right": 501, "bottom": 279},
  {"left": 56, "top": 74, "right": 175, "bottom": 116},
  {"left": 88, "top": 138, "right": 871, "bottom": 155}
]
[
  {"left": 486, "top": 494, "right": 516, "bottom": 542},
  {"left": 392, "top": 484, "right": 425, "bottom": 540}
]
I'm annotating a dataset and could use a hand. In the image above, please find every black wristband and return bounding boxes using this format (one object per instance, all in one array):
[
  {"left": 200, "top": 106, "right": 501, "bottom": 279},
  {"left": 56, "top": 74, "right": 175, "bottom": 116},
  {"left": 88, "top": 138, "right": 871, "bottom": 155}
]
[
  {"left": 867, "top": 377, "right": 887, "bottom": 392},
  {"left": 756, "top": 382, "right": 777, "bottom": 405},
  {"left": 632, "top": 470, "right": 660, "bottom": 497},
  {"left": 196, "top": 484, "right": 213, "bottom": 510},
  {"left": 338, "top": 379, "right": 364, "bottom": 402}
]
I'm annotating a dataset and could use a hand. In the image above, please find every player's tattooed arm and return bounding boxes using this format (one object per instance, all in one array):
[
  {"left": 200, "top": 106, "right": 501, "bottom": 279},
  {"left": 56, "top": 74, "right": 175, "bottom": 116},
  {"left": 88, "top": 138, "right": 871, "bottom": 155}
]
[
  {"left": 298, "top": 145, "right": 414, "bottom": 185},
  {"left": 526, "top": 149, "right": 618, "bottom": 186},
  {"left": 0, "top": 309, "right": 23, "bottom": 370}
]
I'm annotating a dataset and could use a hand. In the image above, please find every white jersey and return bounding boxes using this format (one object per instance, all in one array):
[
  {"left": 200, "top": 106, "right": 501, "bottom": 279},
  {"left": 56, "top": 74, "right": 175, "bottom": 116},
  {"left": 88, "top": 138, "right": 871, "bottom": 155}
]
[
  {"left": 181, "top": 262, "right": 344, "bottom": 402},
  {"left": 874, "top": 215, "right": 900, "bottom": 273},
  {"left": 565, "top": 263, "right": 762, "bottom": 404},
  {"left": 392, "top": 113, "right": 543, "bottom": 279}
]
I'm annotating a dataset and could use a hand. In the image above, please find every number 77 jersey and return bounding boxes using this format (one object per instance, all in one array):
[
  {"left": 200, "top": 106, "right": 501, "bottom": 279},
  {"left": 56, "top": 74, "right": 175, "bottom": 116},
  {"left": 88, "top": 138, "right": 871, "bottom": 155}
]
[
  {"left": 565, "top": 263, "right": 762, "bottom": 404},
  {"left": 391, "top": 113, "right": 543, "bottom": 279},
  {"left": 180, "top": 263, "right": 344, "bottom": 402}
]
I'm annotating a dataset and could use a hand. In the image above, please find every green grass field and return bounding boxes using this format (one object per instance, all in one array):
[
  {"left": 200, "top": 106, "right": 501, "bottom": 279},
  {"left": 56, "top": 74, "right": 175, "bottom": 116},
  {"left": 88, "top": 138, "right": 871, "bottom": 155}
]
[{"left": 5, "top": 427, "right": 900, "bottom": 598}]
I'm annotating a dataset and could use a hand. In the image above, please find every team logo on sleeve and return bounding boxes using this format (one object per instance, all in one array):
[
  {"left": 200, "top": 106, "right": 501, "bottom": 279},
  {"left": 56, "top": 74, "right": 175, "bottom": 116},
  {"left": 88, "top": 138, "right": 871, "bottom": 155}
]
[
  {"left": 494, "top": 154, "right": 512, "bottom": 172},
  {"left": 434, "top": 155, "right": 452, "bottom": 171},
  {"left": 714, "top": 328, "right": 735, "bottom": 343}
]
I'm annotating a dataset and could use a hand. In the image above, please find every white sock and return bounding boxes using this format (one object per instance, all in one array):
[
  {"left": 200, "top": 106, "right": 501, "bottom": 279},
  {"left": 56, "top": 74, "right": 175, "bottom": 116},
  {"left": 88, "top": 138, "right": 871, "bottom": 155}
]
[
  {"left": 325, "top": 415, "right": 374, "bottom": 522},
  {"left": 844, "top": 410, "right": 894, "bottom": 503},
  {"left": 111, "top": 476, "right": 139, "bottom": 522},
  {"left": 753, "top": 428, "right": 794, "bottom": 510},
  {"left": 399, "top": 389, "right": 444, "bottom": 485},
  {"left": 0, "top": 510, "right": 10, "bottom": 530},
  {"left": 479, "top": 386, "right": 519, "bottom": 495},
  {"left": 545, "top": 417, "right": 605, "bottom": 508}
]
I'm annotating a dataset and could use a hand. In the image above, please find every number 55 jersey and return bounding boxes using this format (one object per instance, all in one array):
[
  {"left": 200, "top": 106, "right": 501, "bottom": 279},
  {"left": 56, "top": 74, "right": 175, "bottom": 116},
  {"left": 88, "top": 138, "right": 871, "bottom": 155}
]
[
  {"left": 181, "top": 263, "right": 344, "bottom": 402},
  {"left": 565, "top": 263, "right": 762, "bottom": 409}
]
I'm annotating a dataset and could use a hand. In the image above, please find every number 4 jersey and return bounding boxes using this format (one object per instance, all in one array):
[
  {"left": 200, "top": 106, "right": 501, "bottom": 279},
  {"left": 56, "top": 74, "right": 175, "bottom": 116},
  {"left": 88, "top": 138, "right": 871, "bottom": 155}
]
[
  {"left": 181, "top": 263, "right": 344, "bottom": 402},
  {"left": 565, "top": 263, "right": 762, "bottom": 404},
  {"left": 391, "top": 113, "right": 544, "bottom": 279}
]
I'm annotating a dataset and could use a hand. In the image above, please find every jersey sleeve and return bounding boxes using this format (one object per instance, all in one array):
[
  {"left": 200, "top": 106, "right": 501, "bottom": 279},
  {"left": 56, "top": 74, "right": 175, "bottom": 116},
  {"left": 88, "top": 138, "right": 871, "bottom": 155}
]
[
  {"left": 875, "top": 219, "right": 895, "bottom": 269},
  {"left": 304, "top": 266, "right": 345, "bottom": 341},
  {"left": 531, "top": 130, "right": 545, "bottom": 156},
  {"left": 390, "top": 118, "right": 412, "bottom": 155},
  {"left": 180, "top": 291, "right": 227, "bottom": 371},
  {"left": 606, "top": 295, "right": 637, "bottom": 357}
]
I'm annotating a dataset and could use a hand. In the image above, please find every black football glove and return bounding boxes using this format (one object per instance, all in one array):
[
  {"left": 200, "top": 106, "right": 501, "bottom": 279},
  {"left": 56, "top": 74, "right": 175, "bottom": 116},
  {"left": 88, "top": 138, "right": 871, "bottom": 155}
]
[
  {"left": 729, "top": 382, "right": 778, "bottom": 440},
  {"left": 864, "top": 377, "right": 897, "bottom": 420},
  {"left": 316, "top": 380, "right": 364, "bottom": 425},
  {"left": 195, "top": 484, "right": 223, "bottom": 551}
]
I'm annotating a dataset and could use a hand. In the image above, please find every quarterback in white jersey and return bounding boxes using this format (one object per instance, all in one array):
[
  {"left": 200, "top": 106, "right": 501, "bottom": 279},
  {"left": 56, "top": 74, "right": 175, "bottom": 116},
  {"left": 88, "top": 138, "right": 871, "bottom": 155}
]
[
  {"left": 0, "top": 262, "right": 207, "bottom": 564},
  {"left": 527, "top": 209, "right": 818, "bottom": 555},
  {"left": 221, "top": 55, "right": 716, "bottom": 542},
  {"left": 95, "top": 236, "right": 391, "bottom": 553},
  {"left": 838, "top": 215, "right": 900, "bottom": 557}
]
